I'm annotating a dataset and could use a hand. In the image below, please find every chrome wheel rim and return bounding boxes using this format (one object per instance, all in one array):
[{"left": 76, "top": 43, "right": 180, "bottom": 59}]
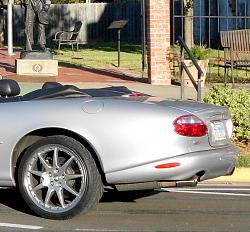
[{"left": 23, "top": 145, "right": 88, "bottom": 213}]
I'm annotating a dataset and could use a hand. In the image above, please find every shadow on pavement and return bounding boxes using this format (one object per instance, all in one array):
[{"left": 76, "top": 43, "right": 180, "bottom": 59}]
[
  {"left": 58, "top": 61, "right": 148, "bottom": 83},
  {"left": 0, "top": 188, "right": 34, "bottom": 215},
  {"left": 0, "top": 187, "right": 159, "bottom": 215},
  {"left": 100, "top": 189, "right": 159, "bottom": 203},
  {"left": 0, "top": 62, "right": 16, "bottom": 73}
]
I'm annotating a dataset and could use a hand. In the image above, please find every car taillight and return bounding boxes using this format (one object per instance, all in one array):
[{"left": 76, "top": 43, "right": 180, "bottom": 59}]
[
  {"left": 123, "top": 93, "right": 144, "bottom": 98},
  {"left": 173, "top": 114, "right": 208, "bottom": 137}
]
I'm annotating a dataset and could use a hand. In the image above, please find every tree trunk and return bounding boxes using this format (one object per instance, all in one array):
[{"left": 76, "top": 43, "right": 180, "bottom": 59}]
[{"left": 184, "top": 0, "right": 194, "bottom": 48}]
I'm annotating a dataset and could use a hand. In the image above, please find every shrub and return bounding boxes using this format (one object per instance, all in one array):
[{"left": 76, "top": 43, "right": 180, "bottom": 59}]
[
  {"left": 203, "top": 85, "right": 250, "bottom": 144},
  {"left": 185, "top": 46, "right": 210, "bottom": 60}
]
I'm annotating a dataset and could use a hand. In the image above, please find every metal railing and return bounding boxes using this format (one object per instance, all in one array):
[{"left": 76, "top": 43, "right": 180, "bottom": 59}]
[{"left": 178, "top": 36, "right": 203, "bottom": 102}]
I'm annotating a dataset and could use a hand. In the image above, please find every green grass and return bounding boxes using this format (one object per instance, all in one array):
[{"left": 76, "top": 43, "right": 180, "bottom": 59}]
[
  {"left": 53, "top": 44, "right": 250, "bottom": 83},
  {"left": 53, "top": 43, "right": 145, "bottom": 77},
  {"left": 237, "top": 155, "right": 250, "bottom": 168},
  {"left": 235, "top": 143, "right": 250, "bottom": 167}
]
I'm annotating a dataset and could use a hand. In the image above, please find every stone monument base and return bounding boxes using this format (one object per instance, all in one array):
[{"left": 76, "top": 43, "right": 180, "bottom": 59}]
[
  {"left": 16, "top": 50, "right": 58, "bottom": 76},
  {"left": 16, "top": 59, "right": 58, "bottom": 76}
]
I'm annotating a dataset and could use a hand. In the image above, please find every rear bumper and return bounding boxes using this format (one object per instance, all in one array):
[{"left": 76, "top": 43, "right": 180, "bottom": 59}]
[{"left": 106, "top": 145, "right": 240, "bottom": 184}]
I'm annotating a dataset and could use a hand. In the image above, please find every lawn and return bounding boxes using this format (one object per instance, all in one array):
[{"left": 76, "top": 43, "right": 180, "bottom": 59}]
[
  {"left": 53, "top": 43, "right": 146, "bottom": 77},
  {"left": 237, "top": 143, "right": 250, "bottom": 167},
  {"left": 53, "top": 43, "right": 250, "bottom": 84}
]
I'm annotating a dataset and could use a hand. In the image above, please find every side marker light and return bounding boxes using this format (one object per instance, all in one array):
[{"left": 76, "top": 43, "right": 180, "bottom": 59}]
[{"left": 155, "top": 162, "right": 180, "bottom": 169}]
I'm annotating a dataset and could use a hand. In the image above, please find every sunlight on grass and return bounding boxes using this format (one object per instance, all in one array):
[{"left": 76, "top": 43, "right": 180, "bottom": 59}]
[
  {"left": 53, "top": 44, "right": 250, "bottom": 82},
  {"left": 53, "top": 44, "right": 145, "bottom": 77}
]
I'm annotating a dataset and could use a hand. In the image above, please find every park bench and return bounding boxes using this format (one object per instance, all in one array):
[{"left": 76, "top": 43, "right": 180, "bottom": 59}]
[{"left": 220, "top": 29, "right": 250, "bottom": 86}]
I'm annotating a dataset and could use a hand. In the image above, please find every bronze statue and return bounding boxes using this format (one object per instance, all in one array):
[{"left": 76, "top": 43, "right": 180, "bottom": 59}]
[
  {"left": 0, "top": 0, "right": 6, "bottom": 48},
  {"left": 23, "top": 0, "right": 50, "bottom": 51}
]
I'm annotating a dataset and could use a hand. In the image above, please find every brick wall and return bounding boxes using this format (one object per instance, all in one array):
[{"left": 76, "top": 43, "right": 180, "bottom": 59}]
[{"left": 146, "top": 0, "right": 171, "bottom": 85}]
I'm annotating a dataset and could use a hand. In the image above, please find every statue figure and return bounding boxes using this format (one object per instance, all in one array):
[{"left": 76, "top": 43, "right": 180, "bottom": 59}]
[
  {"left": 22, "top": 0, "right": 51, "bottom": 51},
  {"left": 0, "top": 0, "right": 6, "bottom": 48}
]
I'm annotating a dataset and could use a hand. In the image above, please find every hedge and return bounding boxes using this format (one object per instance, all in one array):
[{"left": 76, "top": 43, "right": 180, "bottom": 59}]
[{"left": 203, "top": 85, "right": 250, "bottom": 144}]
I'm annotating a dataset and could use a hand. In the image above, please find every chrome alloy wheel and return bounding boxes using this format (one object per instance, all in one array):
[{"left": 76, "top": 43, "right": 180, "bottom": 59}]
[{"left": 23, "top": 145, "right": 88, "bottom": 213}]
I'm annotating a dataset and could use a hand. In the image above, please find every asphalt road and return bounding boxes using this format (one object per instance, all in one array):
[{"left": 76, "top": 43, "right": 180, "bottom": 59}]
[{"left": 0, "top": 184, "right": 250, "bottom": 232}]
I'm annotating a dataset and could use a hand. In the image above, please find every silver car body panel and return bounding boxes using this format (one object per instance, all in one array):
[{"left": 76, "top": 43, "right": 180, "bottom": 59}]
[{"left": 0, "top": 97, "right": 239, "bottom": 186}]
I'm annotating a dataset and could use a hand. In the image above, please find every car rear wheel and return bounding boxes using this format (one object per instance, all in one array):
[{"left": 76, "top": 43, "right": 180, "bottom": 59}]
[{"left": 17, "top": 135, "right": 103, "bottom": 219}]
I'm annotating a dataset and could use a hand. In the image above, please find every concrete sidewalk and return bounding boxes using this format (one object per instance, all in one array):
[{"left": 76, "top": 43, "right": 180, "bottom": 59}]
[{"left": 206, "top": 168, "right": 250, "bottom": 184}]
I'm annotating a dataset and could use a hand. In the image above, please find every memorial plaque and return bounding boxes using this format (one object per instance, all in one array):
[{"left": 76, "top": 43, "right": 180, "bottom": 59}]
[
  {"left": 16, "top": 59, "right": 58, "bottom": 76},
  {"left": 107, "top": 20, "right": 128, "bottom": 67},
  {"left": 108, "top": 20, "right": 128, "bottom": 30}
]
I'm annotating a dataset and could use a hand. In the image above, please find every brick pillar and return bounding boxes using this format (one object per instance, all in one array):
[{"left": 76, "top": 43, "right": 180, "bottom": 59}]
[{"left": 146, "top": 0, "right": 171, "bottom": 85}]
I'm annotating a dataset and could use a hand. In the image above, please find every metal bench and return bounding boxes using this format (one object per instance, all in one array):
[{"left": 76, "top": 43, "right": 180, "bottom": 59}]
[
  {"left": 53, "top": 21, "right": 82, "bottom": 51},
  {"left": 220, "top": 29, "right": 250, "bottom": 86}
]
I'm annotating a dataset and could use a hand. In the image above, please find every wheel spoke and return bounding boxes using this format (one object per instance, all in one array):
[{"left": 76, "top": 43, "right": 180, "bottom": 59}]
[
  {"left": 62, "top": 183, "right": 79, "bottom": 197},
  {"left": 29, "top": 170, "right": 44, "bottom": 177},
  {"left": 56, "top": 188, "right": 66, "bottom": 208},
  {"left": 38, "top": 154, "right": 51, "bottom": 170},
  {"left": 45, "top": 188, "right": 55, "bottom": 206},
  {"left": 53, "top": 147, "right": 59, "bottom": 168},
  {"left": 65, "top": 174, "right": 83, "bottom": 180},
  {"left": 61, "top": 156, "right": 74, "bottom": 171},
  {"left": 32, "top": 183, "right": 45, "bottom": 192}
]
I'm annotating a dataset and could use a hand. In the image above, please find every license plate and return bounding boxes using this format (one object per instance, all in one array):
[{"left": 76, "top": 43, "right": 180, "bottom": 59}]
[{"left": 211, "top": 121, "right": 227, "bottom": 141}]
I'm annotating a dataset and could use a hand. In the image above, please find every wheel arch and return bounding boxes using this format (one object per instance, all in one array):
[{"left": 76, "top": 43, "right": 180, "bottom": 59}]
[{"left": 12, "top": 127, "right": 105, "bottom": 185}]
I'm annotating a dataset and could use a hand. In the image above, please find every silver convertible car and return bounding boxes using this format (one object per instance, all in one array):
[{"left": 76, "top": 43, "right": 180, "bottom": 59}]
[{"left": 0, "top": 79, "right": 239, "bottom": 219}]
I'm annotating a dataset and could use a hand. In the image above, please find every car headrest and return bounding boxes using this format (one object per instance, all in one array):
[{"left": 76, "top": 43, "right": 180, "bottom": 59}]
[
  {"left": 0, "top": 79, "right": 20, "bottom": 97},
  {"left": 42, "top": 82, "right": 63, "bottom": 89}
]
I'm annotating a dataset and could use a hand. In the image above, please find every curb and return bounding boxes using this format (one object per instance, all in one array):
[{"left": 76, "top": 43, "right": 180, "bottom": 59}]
[{"left": 206, "top": 168, "right": 250, "bottom": 183}]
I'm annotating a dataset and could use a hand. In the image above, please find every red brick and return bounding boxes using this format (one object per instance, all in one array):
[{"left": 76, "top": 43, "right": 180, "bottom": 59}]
[{"left": 146, "top": 0, "right": 171, "bottom": 85}]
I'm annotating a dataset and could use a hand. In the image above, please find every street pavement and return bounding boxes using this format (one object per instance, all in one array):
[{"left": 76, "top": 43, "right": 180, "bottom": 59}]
[{"left": 0, "top": 184, "right": 250, "bottom": 231}]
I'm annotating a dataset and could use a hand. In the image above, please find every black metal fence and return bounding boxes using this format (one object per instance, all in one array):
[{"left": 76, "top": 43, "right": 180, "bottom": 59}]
[
  {"left": 171, "top": 0, "right": 250, "bottom": 84},
  {"left": 171, "top": 0, "right": 250, "bottom": 47}
]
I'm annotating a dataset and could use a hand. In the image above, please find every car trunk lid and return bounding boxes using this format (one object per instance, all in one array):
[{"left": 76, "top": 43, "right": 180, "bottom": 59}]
[{"left": 146, "top": 99, "right": 233, "bottom": 147}]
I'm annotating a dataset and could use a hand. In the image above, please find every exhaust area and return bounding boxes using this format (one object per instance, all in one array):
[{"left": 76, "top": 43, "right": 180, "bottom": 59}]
[{"left": 115, "top": 179, "right": 199, "bottom": 191}]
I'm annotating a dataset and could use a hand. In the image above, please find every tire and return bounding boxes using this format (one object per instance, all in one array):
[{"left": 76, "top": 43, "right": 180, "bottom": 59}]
[{"left": 17, "top": 135, "right": 103, "bottom": 220}]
